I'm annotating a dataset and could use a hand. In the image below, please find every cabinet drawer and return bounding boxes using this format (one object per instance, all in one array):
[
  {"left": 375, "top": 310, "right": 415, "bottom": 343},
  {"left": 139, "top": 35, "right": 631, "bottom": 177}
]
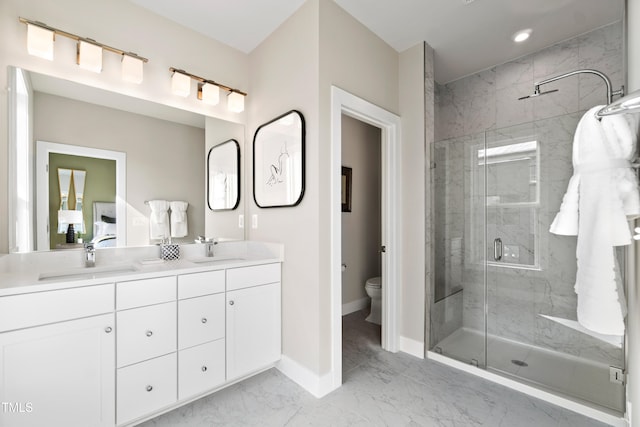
[
  {"left": 117, "top": 353, "right": 177, "bottom": 425},
  {"left": 116, "top": 276, "right": 175, "bottom": 310},
  {"left": 178, "top": 270, "right": 225, "bottom": 299},
  {"left": 117, "top": 302, "right": 176, "bottom": 367},
  {"left": 226, "top": 263, "right": 281, "bottom": 292},
  {"left": 0, "top": 284, "right": 114, "bottom": 332},
  {"left": 178, "top": 294, "right": 225, "bottom": 350},
  {"left": 178, "top": 339, "right": 225, "bottom": 400}
]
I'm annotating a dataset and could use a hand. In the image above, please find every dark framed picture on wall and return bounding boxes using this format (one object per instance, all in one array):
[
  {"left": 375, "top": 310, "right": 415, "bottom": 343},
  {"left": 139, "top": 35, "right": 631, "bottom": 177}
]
[
  {"left": 342, "top": 166, "right": 352, "bottom": 212},
  {"left": 253, "top": 110, "right": 305, "bottom": 208}
]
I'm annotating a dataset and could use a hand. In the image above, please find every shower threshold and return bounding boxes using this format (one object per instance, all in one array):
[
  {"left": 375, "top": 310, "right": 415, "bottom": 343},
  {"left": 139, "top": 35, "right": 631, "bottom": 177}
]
[{"left": 429, "top": 328, "right": 625, "bottom": 427}]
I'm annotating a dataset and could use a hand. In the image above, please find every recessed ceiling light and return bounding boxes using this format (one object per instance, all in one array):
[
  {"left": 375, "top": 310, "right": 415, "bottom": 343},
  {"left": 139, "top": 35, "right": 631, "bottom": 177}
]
[{"left": 513, "top": 29, "right": 532, "bottom": 43}]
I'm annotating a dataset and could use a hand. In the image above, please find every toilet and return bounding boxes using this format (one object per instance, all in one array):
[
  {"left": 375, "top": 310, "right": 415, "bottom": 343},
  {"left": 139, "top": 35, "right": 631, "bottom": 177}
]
[{"left": 365, "top": 276, "right": 382, "bottom": 325}]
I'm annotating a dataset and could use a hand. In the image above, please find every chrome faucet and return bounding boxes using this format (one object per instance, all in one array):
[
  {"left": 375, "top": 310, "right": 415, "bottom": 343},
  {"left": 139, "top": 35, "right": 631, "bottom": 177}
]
[
  {"left": 84, "top": 243, "right": 96, "bottom": 267},
  {"left": 205, "top": 240, "right": 218, "bottom": 257}
]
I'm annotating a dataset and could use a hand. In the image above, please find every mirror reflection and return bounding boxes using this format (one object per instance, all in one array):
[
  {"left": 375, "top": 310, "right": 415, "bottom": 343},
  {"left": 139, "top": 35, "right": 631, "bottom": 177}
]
[
  {"left": 8, "top": 66, "right": 245, "bottom": 253},
  {"left": 208, "top": 139, "right": 240, "bottom": 211}
]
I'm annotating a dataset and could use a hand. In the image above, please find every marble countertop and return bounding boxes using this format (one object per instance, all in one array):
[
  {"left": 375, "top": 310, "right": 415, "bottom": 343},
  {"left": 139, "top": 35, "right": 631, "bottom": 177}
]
[{"left": 0, "top": 241, "right": 283, "bottom": 297}]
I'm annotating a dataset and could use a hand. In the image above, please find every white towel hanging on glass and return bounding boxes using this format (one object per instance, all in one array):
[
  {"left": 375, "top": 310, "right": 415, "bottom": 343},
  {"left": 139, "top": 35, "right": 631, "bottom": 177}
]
[{"left": 550, "top": 106, "right": 640, "bottom": 336}]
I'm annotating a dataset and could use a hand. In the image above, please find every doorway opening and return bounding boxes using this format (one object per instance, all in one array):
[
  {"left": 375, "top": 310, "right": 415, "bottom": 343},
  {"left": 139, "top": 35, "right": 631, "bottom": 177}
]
[
  {"left": 330, "top": 86, "right": 402, "bottom": 393},
  {"left": 340, "top": 115, "right": 383, "bottom": 375}
]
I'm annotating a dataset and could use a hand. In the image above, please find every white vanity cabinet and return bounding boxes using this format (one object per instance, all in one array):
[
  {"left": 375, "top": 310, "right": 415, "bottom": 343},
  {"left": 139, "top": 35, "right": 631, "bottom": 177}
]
[
  {"left": 226, "top": 263, "right": 281, "bottom": 380},
  {"left": 0, "top": 284, "right": 115, "bottom": 427},
  {"left": 177, "top": 270, "right": 226, "bottom": 400},
  {"left": 116, "top": 276, "right": 178, "bottom": 425}
]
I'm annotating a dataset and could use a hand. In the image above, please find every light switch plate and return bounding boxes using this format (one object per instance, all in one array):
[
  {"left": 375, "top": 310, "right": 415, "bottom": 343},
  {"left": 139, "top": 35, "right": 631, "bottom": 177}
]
[
  {"left": 252, "top": 214, "right": 258, "bottom": 229},
  {"left": 238, "top": 214, "right": 244, "bottom": 228}
]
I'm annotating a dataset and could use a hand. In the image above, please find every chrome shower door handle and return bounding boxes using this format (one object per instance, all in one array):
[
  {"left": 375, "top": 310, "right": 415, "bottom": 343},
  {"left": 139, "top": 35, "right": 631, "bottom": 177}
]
[{"left": 494, "top": 238, "right": 503, "bottom": 261}]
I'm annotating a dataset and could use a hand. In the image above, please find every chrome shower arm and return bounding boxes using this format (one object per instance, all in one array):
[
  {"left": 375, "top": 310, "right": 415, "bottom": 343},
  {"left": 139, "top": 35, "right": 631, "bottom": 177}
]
[{"left": 535, "top": 69, "right": 624, "bottom": 104}]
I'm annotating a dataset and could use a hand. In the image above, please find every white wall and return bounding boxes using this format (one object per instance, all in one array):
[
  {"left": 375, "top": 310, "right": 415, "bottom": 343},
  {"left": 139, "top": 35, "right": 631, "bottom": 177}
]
[
  {"left": 0, "top": 0, "right": 249, "bottom": 252},
  {"left": 626, "top": 0, "right": 640, "bottom": 424},
  {"left": 341, "top": 115, "right": 382, "bottom": 308},
  {"left": 399, "top": 43, "right": 429, "bottom": 351},
  {"left": 248, "top": 0, "right": 322, "bottom": 375},
  {"left": 34, "top": 92, "right": 205, "bottom": 246}
]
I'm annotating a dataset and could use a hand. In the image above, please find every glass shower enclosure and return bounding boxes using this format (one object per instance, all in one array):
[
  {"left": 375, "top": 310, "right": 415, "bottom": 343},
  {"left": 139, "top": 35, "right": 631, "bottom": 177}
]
[{"left": 430, "top": 112, "right": 625, "bottom": 413}]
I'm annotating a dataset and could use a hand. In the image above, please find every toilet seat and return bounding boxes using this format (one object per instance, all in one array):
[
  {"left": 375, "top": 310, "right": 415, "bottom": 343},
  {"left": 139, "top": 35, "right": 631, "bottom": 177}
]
[{"left": 365, "top": 277, "right": 381, "bottom": 289}]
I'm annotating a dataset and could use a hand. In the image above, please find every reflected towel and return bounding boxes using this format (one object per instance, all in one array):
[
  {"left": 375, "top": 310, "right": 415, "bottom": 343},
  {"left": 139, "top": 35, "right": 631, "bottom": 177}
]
[
  {"left": 148, "top": 200, "right": 169, "bottom": 240},
  {"left": 170, "top": 201, "right": 188, "bottom": 238},
  {"left": 550, "top": 106, "right": 640, "bottom": 335}
]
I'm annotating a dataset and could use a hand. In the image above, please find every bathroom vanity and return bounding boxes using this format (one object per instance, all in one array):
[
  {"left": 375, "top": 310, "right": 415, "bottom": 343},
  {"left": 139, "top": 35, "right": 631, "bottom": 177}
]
[{"left": 0, "top": 241, "right": 282, "bottom": 427}]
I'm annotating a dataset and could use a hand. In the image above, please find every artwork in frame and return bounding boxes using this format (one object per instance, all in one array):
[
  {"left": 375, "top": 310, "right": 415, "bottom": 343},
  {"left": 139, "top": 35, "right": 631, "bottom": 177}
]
[
  {"left": 341, "top": 166, "right": 352, "bottom": 212},
  {"left": 253, "top": 110, "right": 305, "bottom": 208}
]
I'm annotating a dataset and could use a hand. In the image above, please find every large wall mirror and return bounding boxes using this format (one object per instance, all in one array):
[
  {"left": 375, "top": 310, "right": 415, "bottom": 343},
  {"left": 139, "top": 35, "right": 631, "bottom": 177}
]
[{"left": 7, "top": 66, "right": 246, "bottom": 253}]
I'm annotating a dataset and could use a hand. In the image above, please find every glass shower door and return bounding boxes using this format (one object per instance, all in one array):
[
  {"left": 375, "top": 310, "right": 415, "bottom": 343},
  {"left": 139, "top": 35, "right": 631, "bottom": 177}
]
[{"left": 484, "top": 115, "right": 625, "bottom": 413}]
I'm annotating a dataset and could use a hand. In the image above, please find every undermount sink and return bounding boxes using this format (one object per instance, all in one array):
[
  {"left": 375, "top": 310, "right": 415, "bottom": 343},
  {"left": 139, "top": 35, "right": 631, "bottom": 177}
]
[
  {"left": 188, "top": 257, "right": 246, "bottom": 265},
  {"left": 38, "top": 264, "right": 138, "bottom": 281}
]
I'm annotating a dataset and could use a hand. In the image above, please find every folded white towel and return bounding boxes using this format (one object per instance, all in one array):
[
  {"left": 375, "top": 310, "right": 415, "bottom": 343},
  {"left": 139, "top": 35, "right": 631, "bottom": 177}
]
[
  {"left": 148, "top": 200, "right": 170, "bottom": 240},
  {"left": 550, "top": 106, "right": 640, "bottom": 336},
  {"left": 170, "top": 201, "right": 189, "bottom": 238}
]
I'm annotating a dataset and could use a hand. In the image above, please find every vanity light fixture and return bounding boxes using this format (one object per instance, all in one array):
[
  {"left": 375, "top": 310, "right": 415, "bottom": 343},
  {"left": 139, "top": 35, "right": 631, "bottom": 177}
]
[
  {"left": 169, "top": 67, "right": 247, "bottom": 113},
  {"left": 20, "top": 17, "right": 148, "bottom": 83},
  {"left": 77, "top": 40, "right": 103, "bottom": 73},
  {"left": 171, "top": 70, "right": 191, "bottom": 97},
  {"left": 26, "top": 23, "right": 54, "bottom": 60}
]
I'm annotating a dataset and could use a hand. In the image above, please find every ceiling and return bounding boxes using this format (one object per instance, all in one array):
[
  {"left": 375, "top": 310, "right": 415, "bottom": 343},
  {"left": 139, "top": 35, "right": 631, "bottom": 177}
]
[{"left": 129, "top": 0, "right": 624, "bottom": 84}]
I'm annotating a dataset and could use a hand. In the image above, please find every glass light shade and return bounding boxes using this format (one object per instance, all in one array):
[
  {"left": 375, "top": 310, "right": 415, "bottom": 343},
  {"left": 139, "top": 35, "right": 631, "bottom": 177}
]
[
  {"left": 122, "top": 55, "right": 144, "bottom": 84},
  {"left": 227, "top": 91, "right": 245, "bottom": 113},
  {"left": 171, "top": 72, "right": 191, "bottom": 97},
  {"left": 27, "top": 24, "right": 54, "bottom": 60},
  {"left": 78, "top": 40, "right": 103, "bottom": 73},
  {"left": 201, "top": 83, "right": 220, "bottom": 105}
]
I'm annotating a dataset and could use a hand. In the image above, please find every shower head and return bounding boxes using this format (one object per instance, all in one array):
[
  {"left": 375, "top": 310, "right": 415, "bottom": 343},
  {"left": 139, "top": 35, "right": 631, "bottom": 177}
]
[{"left": 518, "top": 87, "right": 559, "bottom": 100}]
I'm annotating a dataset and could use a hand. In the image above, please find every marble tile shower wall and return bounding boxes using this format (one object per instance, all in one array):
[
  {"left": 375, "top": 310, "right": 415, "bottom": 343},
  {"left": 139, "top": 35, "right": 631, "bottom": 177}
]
[
  {"left": 434, "top": 21, "right": 624, "bottom": 142},
  {"left": 432, "top": 22, "right": 624, "bottom": 367}
]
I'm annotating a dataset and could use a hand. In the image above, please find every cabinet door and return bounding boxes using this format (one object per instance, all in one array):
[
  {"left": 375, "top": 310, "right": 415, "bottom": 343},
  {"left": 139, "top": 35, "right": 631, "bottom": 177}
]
[
  {"left": 178, "top": 293, "right": 225, "bottom": 350},
  {"left": 0, "top": 313, "right": 115, "bottom": 427},
  {"left": 117, "top": 302, "right": 177, "bottom": 367},
  {"left": 226, "top": 282, "right": 281, "bottom": 380},
  {"left": 178, "top": 339, "right": 225, "bottom": 400}
]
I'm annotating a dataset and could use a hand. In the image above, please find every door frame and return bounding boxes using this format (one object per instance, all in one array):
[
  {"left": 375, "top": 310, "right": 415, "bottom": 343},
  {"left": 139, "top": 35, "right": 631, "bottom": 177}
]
[
  {"left": 36, "top": 141, "right": 126, "bottom": 250},
  {"left": 330, "top": 86, "right": 402, "bottom": 390}
]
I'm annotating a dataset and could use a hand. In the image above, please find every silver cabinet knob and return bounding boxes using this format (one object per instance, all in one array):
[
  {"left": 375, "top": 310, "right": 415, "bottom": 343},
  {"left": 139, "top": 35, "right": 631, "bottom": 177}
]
[
  {"left": 146, "top": 330, "right": 153, "bottom": 337},
  {"left": 229, "top": 300, "right": 234, "bottom": 306},
  {"left": 105, "top": 326, "right": 113, "bottom": 333},
  {"left": 201, "top": 317, "right": 207, "bottom": 324},
  {"left": 201, "top": 366, "right": 208, "bottom": 372},
  {"left": 146, "top": 385, "right": 153, "bottom": 392}
]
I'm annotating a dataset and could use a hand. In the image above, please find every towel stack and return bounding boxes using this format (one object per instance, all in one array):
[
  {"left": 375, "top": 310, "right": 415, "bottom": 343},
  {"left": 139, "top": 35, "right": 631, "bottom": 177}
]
[{"left": 148, "top": 200, "right": 189, "bottom": 240}]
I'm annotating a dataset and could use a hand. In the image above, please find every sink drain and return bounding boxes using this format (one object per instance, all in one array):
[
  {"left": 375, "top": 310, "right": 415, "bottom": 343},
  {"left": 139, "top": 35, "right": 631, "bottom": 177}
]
[{"left": 511, "top": 359, "right": 528, "bottom": 367}]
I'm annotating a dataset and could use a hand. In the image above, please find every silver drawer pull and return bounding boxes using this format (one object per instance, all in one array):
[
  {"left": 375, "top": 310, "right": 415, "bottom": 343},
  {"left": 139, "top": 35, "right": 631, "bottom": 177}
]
[
  {"left": 146, "top": 385, "right": 153, "bottom": 392},
  {"left": 201, "top": 318, "right": 208, "bottom": 324},
  {"left": 201, "top": 366, "right": 208, "bottom": 372},
  {"left": 104, "top": 326, "right": 113, "bottom": 333},
  {"left": 146, "top": 330, "right": 153, "bottom": 337},
  {"left": 229, "top": 300, "right": 234, "bottom": 306}
]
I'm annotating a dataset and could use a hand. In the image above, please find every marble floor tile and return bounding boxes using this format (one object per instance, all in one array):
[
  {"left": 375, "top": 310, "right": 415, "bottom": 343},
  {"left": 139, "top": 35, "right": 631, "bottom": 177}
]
[{"left": 142, "top": 311, "right": 609, "bottom": 427}]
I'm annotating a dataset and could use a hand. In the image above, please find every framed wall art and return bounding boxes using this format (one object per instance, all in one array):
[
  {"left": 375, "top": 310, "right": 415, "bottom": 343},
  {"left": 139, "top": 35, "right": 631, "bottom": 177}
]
[
  {"left": 341, "top": 166, "right": 352, "bottom": 212},
  {"left": 253, "top": 110, "right": 305, "bottom": 208}
]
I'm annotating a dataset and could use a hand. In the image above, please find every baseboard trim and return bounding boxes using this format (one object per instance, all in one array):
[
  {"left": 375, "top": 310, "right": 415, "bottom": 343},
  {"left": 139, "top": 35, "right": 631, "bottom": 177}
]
[
  {"left": 276, "top": 355, "right": 338, "bottom": 398},
  {"left": 399, "top": 335, "right": 424, "bottom": 359},
  {"left": 342, "top": 297, "right": 369, "bottom": 316}
]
